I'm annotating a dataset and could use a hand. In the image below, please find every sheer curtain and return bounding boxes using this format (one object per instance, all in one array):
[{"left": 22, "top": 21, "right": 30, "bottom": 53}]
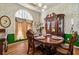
[
  {"left": 21, "top": 21, "right": 27, "bottom": 39},
  {"left": 15, "top": 21, "right": 24, "bottom": 40},
  {"left": 15, "top": 18, "right": 31, "bottom": 41}
]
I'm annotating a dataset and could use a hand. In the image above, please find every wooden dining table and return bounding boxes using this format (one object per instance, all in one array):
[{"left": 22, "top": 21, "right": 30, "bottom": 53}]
[
  {"left": 34, "top": 35, "right": 64, "bottom": 46},
  {"left": 34, "top": 35, "right": 64, "bottom": 54}
]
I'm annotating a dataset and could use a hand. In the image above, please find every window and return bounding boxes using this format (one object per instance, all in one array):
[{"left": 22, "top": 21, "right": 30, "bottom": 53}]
[
  {"left": 15, "top": 10, "right": 33, "bottom": 40},
  {"left": 15, "top": 9, "right": 33, "bottom": 20}
]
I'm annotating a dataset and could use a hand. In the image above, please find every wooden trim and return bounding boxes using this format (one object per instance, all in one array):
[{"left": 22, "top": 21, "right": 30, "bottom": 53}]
[{"left": 0, "top": 29, "right": 5, "bottom": 33}]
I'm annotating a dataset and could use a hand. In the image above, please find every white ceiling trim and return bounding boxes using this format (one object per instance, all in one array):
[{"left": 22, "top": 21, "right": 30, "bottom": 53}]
[{"left": 18, "top": 3, "right": 41, "bottom": 13}]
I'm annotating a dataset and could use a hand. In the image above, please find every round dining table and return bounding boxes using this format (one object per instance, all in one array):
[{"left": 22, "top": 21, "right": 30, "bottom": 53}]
[
  {"left": 34, "top": 35, "right": 64, "bottom": 54},
  {"left": 34, "top": 35, "right": 64, "bottom": 46}
]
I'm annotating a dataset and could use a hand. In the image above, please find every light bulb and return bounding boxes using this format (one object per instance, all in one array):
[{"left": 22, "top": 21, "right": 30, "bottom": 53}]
[
  {"left": 42, "top": 9, "right": 45, "bottom": 12},
  {"left": 43, "top": 5, "right": 47, "bottom": 9}
]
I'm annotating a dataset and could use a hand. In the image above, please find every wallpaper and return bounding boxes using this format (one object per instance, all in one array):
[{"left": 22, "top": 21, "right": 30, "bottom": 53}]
[{"left": 41, "top": 3, "right": 79, "bottom": 34}]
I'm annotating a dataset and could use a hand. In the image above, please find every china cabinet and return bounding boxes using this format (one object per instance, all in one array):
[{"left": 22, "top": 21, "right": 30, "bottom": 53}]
[{"left": 45, "top": 13, "right": 65, "bottom": 37}]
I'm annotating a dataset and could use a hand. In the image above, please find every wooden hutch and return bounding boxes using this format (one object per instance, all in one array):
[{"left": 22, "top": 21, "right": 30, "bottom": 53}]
[
  {"left": 0, "top": 29, "right": 5, "bottom": 55},
  {"left": 45, "top": 13, "right": 65, "bottom": 37}
]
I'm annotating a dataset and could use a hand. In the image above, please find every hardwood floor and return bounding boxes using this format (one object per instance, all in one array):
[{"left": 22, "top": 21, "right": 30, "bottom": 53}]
[
  {"left": 4, "top": 40, "right": 79, "bottom": 55},
  {"left": 4, "top": 40, "right": 28, "bottom": 55},
  {"left": 4, "top": 40, "right": 42, "bottom": 55}
]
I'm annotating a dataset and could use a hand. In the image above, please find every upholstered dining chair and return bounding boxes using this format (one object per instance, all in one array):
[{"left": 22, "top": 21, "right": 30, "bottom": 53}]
[
  {"left": 56, "top": 32, "right": 78, "bottom": 55},
  {"left": 26, "top": 29, "right": 41, "bottom": 55}
]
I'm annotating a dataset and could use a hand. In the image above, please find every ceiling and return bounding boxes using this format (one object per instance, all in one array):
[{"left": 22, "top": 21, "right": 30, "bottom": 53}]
[{"left": 18, "top": 3, "right": 61, "bottom": 13}]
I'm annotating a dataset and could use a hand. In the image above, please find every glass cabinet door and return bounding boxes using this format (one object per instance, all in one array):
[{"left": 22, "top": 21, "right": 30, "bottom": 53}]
[
  {"left": 45, "top": 19, "right": 51, "bottom": 34},
  {"left": 47, "top": 20, "right": 50, "bottom": 30},
  {"left": 57, "top": 15, "right": 64, "bottom": 34},
  {"left": 51, "top": 20, "right": 56, "bottom": 32},
  {"left": 58, "top": 20, "right": 63, "bottom": 32}
]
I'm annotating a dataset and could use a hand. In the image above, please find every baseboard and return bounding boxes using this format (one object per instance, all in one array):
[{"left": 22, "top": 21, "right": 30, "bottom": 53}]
[
  {"left": 8, "top": 39, "right": 27, "bottom": 46},
  {"left": 8, "top": 39, "right": 27, "bottom": 44}
]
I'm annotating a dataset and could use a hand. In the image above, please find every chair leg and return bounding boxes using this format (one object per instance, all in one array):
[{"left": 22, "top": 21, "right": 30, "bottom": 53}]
[
  {"left": 32, "top": 46, "right": 35, "bottom": 55},
  {"left": 0, "top": 43, "right": 3, "bottom": 55},
  {"left": 27, "top": 44, "right": 30, "bottom": 54},
  {"left": 32, "top": 49, "right": 34, "bottom": 55},
  {"left": 0, "top": 46, "right": 3, "bottom": 55},
  {"left": 0, "top": 49, "right": 3, "bottom": 55}
]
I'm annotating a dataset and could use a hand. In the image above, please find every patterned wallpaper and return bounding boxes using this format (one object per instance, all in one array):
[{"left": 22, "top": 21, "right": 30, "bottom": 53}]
[
  {"left": 0, "top": 3, "right": 41, "bottom": 34},
  {"left": 41, "top": 3, "right": 79, "bottom": 34}
]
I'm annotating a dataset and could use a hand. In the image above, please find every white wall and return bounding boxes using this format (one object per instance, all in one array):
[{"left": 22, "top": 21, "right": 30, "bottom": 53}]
[
  {"left": 41, "top": 3, "right": 79, "bottom": 34},
  {"left": 0, "top": 3, "right": 41, "bottom": 34}
]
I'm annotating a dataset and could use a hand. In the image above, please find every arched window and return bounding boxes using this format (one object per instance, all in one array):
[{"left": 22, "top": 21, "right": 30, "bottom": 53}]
[
  {"left": 15, "top": 9, "right": 33, "bottom": 21},
  {"left": 15, "top": 10, "right": 33, "bottom": 40}
]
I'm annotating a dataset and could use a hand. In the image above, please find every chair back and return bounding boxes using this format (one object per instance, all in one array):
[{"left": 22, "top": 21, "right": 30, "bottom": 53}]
[
  {"left": 26, "top": 30, "right": 34, "bottom": 47},
  {"left": 68, "top": 32, "right": 78, "bottom": 55}
]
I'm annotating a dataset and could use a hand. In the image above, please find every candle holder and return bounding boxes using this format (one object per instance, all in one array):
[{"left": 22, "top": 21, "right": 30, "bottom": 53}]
[
  {"left": 47, "top": 37, "right": 50, "bottom": 42},
  {"left": 71, "top": 19, "right": 74, "bottom": 34},
  {"left": 70, "top": 24, "right": 74, "bottom": 34}
]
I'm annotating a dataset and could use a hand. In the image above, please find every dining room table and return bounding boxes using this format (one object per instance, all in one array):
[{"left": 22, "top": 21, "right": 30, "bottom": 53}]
[
  {"left": 34, "top": 34, "right": 64, "bottom": 54},
  {"left": 34, "top": 34, "right": 64, "bottom": 46}
]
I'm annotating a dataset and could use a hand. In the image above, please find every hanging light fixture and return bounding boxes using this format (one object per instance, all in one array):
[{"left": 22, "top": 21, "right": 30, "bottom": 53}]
[
  {"left": 42, "top": 9, "right": 45, "bottom": 12},
  {"left": 41, "top": 5, "right": 47, "bottom": 12},
  {"left": 43, "top": 5, "right": 47, "bottom": 9},
  {"left": 38, "top": 3, "right": 42, "bottom": 7}
]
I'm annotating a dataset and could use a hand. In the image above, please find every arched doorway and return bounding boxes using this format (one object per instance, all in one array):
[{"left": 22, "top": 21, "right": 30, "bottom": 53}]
[{"left": 15, "top": 10, "right": 33, "bottom": 41}]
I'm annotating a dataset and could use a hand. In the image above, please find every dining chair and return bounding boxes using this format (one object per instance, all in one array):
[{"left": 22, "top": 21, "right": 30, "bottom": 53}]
[
  {"left": 0, "top": 40, "right": 3, "bottom": 55},
  {"left": 56, "top": 32, "right": 78, "bottom": 55},
  {"left": 0, "top": 29, "right": 8, "bottom": 55},
  {"left": 26, "top": 29, "right": 41, "bottom": 55}
]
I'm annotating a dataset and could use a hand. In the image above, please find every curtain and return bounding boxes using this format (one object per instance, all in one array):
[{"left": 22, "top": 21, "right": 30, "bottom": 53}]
[
  {"left": 15, "top": 18, "right": 32, "bottom": 41},
  {"left": 15, "top": 22, "right": 24, "bottom": 40},
  {"left": 21, "top": 21, "right": 27, "bottom": 39}
]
